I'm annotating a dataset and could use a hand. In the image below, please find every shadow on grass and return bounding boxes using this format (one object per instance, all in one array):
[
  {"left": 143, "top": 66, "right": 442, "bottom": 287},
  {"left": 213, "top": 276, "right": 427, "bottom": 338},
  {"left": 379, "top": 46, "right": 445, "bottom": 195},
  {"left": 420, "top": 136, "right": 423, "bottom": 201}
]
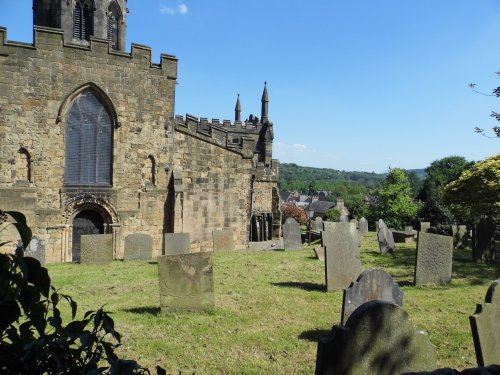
[
  {"left": 148, "top": 261, "right": 158, "bottom": 265},
  {"left": 451, "top": 248, "right": 498, "bottom": 285},
  {"left": 271, "top": 281, "right": 325, "bottom": 292},
  {"left": 123, "top": 306, "right": 161, "bottom": 315},
  {"left": 298, "top": 328, "right": 332, "bottom": 342}
]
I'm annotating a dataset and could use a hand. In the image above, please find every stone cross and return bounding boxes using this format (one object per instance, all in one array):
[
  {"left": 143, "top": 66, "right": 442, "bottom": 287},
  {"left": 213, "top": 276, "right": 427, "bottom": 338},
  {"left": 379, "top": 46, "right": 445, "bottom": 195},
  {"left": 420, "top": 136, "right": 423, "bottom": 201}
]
[
  {"left": 414, "top": 232, "right": 453, "bottom": 287},
  {"left": 283, "top": 217, "right": 302, "bottom": 251},
  {"left": 321, "top": 222, "right": 361, "bottom": 292},
  {"left": 341, "top": 268, "right": 404, "bottom": 324},
  {"left": 470, "top": 279, "right": 500, "bottom": 366},
  {"left": 315, "top": 301, "right": 437, "bottom": 375}
]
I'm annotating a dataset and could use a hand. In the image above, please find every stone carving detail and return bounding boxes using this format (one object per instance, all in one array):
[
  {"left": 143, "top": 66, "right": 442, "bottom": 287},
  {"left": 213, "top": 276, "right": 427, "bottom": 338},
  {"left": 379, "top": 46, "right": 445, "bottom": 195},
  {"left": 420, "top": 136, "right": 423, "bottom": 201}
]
[{"left": 470, "top": 279, "right": 500, "bottom": 367}]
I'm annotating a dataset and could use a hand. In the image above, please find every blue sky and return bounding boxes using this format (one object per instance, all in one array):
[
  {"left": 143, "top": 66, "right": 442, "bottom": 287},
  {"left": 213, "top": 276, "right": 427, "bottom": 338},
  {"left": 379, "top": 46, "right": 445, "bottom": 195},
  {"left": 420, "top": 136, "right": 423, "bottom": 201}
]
[{"left": 1, "top": 0, "right": 499, "bottom": 172}]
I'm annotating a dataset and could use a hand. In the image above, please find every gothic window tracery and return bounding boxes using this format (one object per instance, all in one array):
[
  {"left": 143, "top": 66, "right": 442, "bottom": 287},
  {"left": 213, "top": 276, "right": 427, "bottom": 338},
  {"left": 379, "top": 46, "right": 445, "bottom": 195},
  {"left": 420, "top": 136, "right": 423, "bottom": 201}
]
[{"left": 65, "top": 91, "right": 113, "bottom": 186}]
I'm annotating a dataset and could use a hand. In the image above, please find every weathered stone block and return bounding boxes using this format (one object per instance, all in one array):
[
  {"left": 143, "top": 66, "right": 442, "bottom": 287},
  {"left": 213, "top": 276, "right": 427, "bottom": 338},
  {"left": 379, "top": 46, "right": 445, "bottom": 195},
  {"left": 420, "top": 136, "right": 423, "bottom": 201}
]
[
  {"left": 321, "top": 222, "right": 361, "bottom": 292},
  {"left": 470, "top": 279, "right": 500, "bottom": 366},
  {"left": 315, "top": 301, "right": 436, "bottom": 375},
  {"left": 164, "top": 233, "right": 190, "bottom": 255},
  {"left": 80, "top": 234, "right": 113, "bottom": 264},
  {"left": 124, "top": 233, "right": 153, "bottom": 261},
  {"left": 212, "top": 228, "right": 235, "bottom": 252},
  {"left": 157, "top": 252, "right": 214, "bottom": 312},
  {"left": 414, "top": 232, "right": 453, "bottom": 286},
  {"left": 342, "top": 268, "right": 403, "bottom": 325}
]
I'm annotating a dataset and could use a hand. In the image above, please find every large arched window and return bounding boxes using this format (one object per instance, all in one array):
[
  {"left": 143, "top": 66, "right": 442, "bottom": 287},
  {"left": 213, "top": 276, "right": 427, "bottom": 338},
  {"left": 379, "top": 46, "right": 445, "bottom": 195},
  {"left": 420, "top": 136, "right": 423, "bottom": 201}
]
[
  {"left": 73, "top": 1, "right": 93, "bottom": 41},
  {"left": 65, "top": 91, "right": 113, "bottom": 186}
]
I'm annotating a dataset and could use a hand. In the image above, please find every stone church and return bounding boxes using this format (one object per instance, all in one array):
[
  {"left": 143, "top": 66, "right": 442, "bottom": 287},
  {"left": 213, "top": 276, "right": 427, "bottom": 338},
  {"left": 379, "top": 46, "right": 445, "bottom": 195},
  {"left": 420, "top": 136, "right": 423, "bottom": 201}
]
[{"left": 0, "top": 0, "right": 280, "bottom": 263}]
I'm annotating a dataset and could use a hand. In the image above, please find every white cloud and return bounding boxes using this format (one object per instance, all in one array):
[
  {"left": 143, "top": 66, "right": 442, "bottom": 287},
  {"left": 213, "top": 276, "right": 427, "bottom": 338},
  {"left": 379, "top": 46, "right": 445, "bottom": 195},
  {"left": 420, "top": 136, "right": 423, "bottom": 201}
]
[
  {"left": 159, "top": 3, "right": 188, "bottom": 15},
  {"left": 274, "top": 142, "right": 317, "bottom": 154}
]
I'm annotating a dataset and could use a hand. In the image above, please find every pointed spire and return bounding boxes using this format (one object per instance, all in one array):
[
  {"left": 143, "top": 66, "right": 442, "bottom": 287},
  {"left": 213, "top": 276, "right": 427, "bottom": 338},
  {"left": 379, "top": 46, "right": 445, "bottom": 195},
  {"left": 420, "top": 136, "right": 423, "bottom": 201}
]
[
  {"left": 235, "top": 94, "right": 241, "bottom": 122},
  {"left": 261, "top": 81, "right": 269, "bottom": 123}
]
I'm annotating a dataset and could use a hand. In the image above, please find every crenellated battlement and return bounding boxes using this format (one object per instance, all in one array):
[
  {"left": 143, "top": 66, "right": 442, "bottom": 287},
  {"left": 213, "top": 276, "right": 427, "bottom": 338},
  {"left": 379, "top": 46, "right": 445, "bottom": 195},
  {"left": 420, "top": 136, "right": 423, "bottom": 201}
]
[
  {"left": 175, "top": 114, "right": 267, "bottom": 134},
  {"left": 0, "top": 26, "right": 177, "bottom": 78}
]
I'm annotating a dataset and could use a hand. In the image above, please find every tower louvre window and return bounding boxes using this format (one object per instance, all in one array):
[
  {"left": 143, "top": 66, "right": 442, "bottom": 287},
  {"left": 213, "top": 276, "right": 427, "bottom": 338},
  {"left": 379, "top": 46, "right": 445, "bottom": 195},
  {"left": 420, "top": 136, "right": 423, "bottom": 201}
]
[
  {"left": 107, "top": 2, "right": 121, "bottom": 50},
  {"left": 73, "top": 1, "right": 92, "bottom": 41},
  {"left": 73, "top": 2, "right": 82, "bottom": 39}
]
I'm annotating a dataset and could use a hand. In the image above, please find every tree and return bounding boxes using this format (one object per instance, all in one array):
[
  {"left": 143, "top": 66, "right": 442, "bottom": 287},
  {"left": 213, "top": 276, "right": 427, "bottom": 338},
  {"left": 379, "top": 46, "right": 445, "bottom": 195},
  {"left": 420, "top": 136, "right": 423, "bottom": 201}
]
[
  {"left": 443, "top": 154, "right": 500, "bottom": 217},
  {"left": 371, "top": 168, "right": 419, "bottom": 229},
  {"left": 469, "top": 79, "right": 500, "bottom": 138},
  {"left": 280, "top": 203, "right": 308, "bottom": 225},
  {"left": 418, "top": 156, "right": 473, "bottom": 231},
  {"left": 326, "top": 208, "right": 341, "bottom": 222}
]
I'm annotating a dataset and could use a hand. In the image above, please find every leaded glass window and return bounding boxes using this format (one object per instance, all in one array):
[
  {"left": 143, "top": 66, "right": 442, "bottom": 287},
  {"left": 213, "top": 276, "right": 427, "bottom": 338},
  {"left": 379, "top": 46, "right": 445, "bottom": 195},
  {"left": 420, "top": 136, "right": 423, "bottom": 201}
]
[{"left": 65, "top": 92, "right": 112, "bottom": 185}]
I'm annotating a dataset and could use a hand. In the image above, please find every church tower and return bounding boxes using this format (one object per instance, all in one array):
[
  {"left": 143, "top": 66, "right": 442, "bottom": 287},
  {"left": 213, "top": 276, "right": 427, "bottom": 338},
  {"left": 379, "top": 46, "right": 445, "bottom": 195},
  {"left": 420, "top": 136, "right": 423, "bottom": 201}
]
[{"left": 33, "top": 0, "right": 127, "bottom": 51}]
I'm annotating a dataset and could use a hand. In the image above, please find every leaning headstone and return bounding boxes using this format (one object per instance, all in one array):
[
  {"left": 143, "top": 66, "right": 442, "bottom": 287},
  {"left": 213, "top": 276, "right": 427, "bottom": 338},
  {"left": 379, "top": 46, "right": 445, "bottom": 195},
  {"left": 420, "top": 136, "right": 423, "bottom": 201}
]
[
  {"left": 124, "top": 233, "right": 153, "bottom": 260},
  {"left": 212, "top": 228, "right": 235, "bottom": 252},
  {"left": 158, "top": 252, "right": 214, "bottom": 312},
  {"left": 470, "top": 279, "right": 500, "bottom": 367},
  {"left": 452, "top": 224, "right": 468, "bottom": 249},
  {"left": 341, "top": 268, "right": 404, "bottom": 324},
  {"left": 25, "top": 236, "right": 46, "bottom": 265},
  {"left": 315, "top": 301, "right": 437, "bottom": 375},
  {"left": 414, "top": 232, "right": 453, "bottom": 287},
  {"left": 164, "top": 233, "right": 190, "bottom": 255},
  {"left": 472, "top": 217, "right": 496, "bottom": 263},
  {"left": 313, "top": 246, "right": 325, "bottom": 262},
  {"left": 321, "top": 222, "right": 361, "bottom": 292},
  {"left": 420, "top": 222, "right": 431, "bottom": 232},
  {"left": 312, "top": 217, "right": 323, "bottom": 232},
  {"left": 377, "top": 226, "right": 395, "bottom": 254},
  {"left": 80, "top": 234, "right": 113, "bottom": 264},
  {"left": 283, "top": 217, "right": 302, "bottom": 251},
  {"left": 358, "top": 217, "right": 369, "bottom": 235}
]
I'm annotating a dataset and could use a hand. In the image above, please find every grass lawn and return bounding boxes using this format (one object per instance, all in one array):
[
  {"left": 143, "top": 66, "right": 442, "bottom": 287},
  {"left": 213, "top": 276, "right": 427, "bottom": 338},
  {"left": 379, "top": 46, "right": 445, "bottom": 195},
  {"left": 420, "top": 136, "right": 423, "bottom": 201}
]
[{"left": 46, "top": 232, "right": 499, "bottom": 374}]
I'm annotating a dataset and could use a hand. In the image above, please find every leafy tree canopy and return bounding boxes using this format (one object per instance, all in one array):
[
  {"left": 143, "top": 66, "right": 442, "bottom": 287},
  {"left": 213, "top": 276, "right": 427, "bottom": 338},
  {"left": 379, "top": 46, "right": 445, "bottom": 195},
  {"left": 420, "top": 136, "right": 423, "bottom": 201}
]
[{"left": 443, "top": 154, "right": 500, "bottom": 217}]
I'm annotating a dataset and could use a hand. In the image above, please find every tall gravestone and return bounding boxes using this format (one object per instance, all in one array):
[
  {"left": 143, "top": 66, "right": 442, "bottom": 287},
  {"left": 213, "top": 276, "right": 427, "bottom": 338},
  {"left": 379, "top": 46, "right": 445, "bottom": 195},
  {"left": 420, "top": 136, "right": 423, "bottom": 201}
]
[
  {"left": 377, "top": 220, "right": 395, "bottom": 254},
  {"left": 80, "top": 234, "right": 113, "bottom": 264},
  {"left": 341, "top": 268, "right": 404, "bottom": 324},
  {"left": 315, "top": 301, "right": 437, "bottom": 375},
  {"left": 124, "top": 233, "right": 153, "bottom": 260},
  {"left": 472, "top": 217, "right": 496, "bottom": 263},
  {"left": 470, "top": 279, "right": 500, "bottom": 366},
  {"left": 414, "top": 232, "right": 453, "bottom": 287},
  {"left": 283, "top": 217, "right": 302, "bottom": 251},
  {"left": 452, "top": 224, "right": 468, "bottom": 250},
  {"left": 157, "top": 252, "right": 214, "bottom": 312},
  {"left": 321, "top": 222, "right": 361, "bottom": 292},
  {"left": 212, "top": 228, "right": 235, "bottom": 252},
  {"left": 358, "top": 217, "right": 368, "bottom": 236},
  {"left": 420, "top": 222, "right": 431, "bottom": 233},
  {"left": 164, "top": 233, "right": 190, "bottom": 255},
  {"left": 25, "top": 236, "right": 46, "bottom": 265}
]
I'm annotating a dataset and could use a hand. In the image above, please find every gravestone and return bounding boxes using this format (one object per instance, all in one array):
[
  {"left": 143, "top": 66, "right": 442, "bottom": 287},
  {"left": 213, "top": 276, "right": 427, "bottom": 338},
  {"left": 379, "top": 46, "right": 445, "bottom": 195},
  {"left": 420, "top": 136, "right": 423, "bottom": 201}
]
[
  {"left": 377, "top": 224, "right": 395, "bottom": 254},
  {"left": 414, "top": 232, "right": 453, "bottom": 287},
  {"left": 341, "top": 268, "right": 404, "bottom": 324},
  {"left": 420, "top": 222, "right": 431, "bottom": 232},
  {"left": 470, "top": 279, "right": 500, "bottom": 366},
  {"left": 321, "top": 222, "right": 361, "bottom": 292},
  {"left": 313, "top": 246, "right": 325, "bottom": 262},
  {"left": 80, "top": 234, "right": 113, "bottom": 264},
  {"left": 350, "top": 218, "right": 359, "bottom": 228},
  {"left": 164, "top": 233, "right": 190, "bottom": 255},
  {"left": 283, "top": 217, "right": 302, "bottom": 251},
  {"left": 312, "top": 217, "right": 323, "bottom": 232},
  {"left": 472, "top": 217, "right": 496, "bottom": 263},
  {"left": 157, "top": 252, "right": 214, "bottom": 312},
  {"left": 25, "top": 236, "right": 46, "bottom": 265},
  {"left": 123, "top": 233, "right": 153, "bottom": 260},
  {"left": 358, "top": 217, "right": 369, "bottom": 236},
  {"left": 452, "top": 224, "right": 467, "bottom": 250},
  {"left": 405, "top": 226, "right": 414, "bottom": 233},
  {"left": 316, "top": 301, "right": 437, "bottom": 375},
  {"left": 212, "top": 228, "right": 235, "bottom": 252}
]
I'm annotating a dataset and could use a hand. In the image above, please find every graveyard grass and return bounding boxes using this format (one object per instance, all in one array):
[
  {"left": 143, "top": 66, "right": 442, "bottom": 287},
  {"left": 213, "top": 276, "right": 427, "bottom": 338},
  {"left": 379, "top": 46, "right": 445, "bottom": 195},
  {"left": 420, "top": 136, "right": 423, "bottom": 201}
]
[{"left": 46, "top": 233, "right": 498, "bottom": 374}]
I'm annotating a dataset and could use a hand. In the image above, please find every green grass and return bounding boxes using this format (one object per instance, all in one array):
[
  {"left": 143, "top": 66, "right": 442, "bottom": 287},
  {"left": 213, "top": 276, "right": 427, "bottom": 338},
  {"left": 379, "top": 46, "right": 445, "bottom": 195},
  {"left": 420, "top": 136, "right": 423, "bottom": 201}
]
[{"left": 46, "top": 232, "right": 499, "bottom": 374}]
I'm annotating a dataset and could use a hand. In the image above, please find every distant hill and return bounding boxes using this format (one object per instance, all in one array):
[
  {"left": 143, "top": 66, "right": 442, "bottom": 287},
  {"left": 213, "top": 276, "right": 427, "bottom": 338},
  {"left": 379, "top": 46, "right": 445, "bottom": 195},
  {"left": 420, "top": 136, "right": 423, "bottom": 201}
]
[{"left": 406, "top": 168, "right": 426, "bottom": 180}]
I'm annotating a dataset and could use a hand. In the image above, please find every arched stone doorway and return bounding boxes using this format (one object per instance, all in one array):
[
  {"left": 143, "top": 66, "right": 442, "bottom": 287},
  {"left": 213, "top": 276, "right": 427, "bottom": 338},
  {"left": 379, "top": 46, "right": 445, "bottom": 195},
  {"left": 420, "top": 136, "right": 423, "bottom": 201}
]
[{"left": 72, "top": 209, "right": 106, "bottom": 262}]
